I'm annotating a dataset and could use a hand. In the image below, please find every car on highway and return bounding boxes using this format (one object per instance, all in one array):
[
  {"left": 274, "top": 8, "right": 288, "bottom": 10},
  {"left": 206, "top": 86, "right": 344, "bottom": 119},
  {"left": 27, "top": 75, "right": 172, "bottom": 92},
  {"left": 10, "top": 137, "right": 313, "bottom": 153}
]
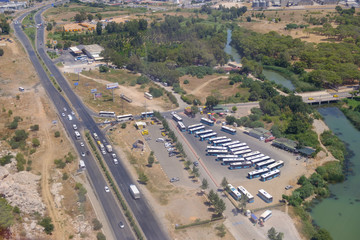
[
  {"left": 333, "top": 94, "right": 339, "bottom": 98},
  {"left": 113, "top": 159, "right": 118, "bottom": 164},
  {"left": 104, "top": 186, "right": 110, "bottom": 192},
  {"left": 63, "top": 107, "right": 67, "bottom": 112},
  {"left": 73, "top": 124, "right": 77, "bottom": 130},
  {"left": 118, "top": 221, "right": 125, "bottom": 229},
  {"left": 81, "top": 152, "right": 85, "bottom": 157},
  {"left": 111, "top": 153, "right": 117, "bottom": 159},
  {"left": 308, "top": 97, "right": 314, "bottom": 100},
  {"left": 102, "top": 150, "right": 106, "bottom": 155},
  {"left": 170, "top": 177, "right": 179, "bottom": 183},
  {"left": 80, "top": 142, "right": 84, "bottom": 147},
  {"left": 61, "top": 113, "right": 65, "bottom": 117},
  {"left": 71, "top": 111, "right": 75, "bottom": 115}
]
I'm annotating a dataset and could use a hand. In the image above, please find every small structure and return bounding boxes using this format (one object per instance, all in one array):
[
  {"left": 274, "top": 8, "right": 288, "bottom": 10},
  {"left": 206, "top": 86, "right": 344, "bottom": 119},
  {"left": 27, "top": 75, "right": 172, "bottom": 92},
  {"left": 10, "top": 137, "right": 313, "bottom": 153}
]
[
  {"left": 135, "top": 121, "right": 146, "bottom": 129},
  {"left": 298, "top": 147, "right": 316, "bottom": 157},
  {"left": 83, "top": 44, "right": 104, "bottom": 61},
  {"left": 69, "top": 46, "right": 82, "bottom": 56},
  {"left": 272, "top": 138, "right": 297, "bottom": 152},
  {"left": 248, "top": 127, "right": 272, "bottom": 140},
  {"left": 120, "top": 94, "right": 132, "bottom": 103}
]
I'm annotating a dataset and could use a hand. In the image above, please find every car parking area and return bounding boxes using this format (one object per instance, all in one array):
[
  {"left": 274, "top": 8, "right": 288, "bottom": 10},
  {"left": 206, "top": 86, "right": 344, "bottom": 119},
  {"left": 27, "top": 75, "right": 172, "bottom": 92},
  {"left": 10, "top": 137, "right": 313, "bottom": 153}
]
[{"left": 164, "top": 112, "right": 308, "bottom": 209}]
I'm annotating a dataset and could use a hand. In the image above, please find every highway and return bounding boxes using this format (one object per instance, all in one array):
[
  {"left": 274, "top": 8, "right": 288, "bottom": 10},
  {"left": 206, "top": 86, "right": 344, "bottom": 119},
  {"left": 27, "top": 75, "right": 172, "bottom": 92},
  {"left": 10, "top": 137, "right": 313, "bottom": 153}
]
[
  {"left": 15, "top": 4, "right": 169, "bottom": 240},
  {"left": 14, "top": 7, "right": 134, "bottom": 240}
]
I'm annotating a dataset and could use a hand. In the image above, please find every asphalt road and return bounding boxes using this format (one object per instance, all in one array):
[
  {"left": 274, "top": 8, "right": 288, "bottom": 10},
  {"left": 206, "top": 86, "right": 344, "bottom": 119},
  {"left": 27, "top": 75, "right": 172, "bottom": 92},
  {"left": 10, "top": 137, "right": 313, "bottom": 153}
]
[
  {"left": 17, "top": 4, "right": 168, "bottom": 240},
  {"left": 13, "top": 8, "right": 135, "bottom": 240}
]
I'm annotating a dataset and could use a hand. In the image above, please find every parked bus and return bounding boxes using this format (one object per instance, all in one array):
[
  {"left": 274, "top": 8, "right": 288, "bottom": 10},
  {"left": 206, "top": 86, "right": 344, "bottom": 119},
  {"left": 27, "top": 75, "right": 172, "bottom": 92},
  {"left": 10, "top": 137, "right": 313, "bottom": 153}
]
[
  {"left": 208, "top": 136, "right": 227, "bottom": 144},
  {"left": 213, "top": 138, "right": 232, "bottom": 146},
  {"left": 255, "top": 159, "right": 276, "bottom": 169},
  {"left": 228, "top": 143, "right": 247, "bottom": 150},
  {"left": 195, "top": 129, "right": 213, "bottom": 137},
  {"left": 221, "top": 126, "right": 236, "bottom": 135},
  {"left": 200, "top": 132, "right": 217, "bottom": 141},
  {"left": 230, "top": 146, "right": 250, "bottom": 153},
  {"left": 221, "top": 158, "right": 245, "bottom": 165},
  {"left": 251, "top": 156, "right": 271, "bottom": 166},
  {"left": 243, "top": 151, "right": 261, "bottom": 159},
  {"left": 246, "top": 153, "right": 265, "bottom": 162},
  {"left": 260, "top": 169, "right": 280, "bottom": 182},
  {"left": 267, "top": 160, "right": 284, "bottom": 171},
  {"left": 141, "top": 111, "right": 154, "bottom": 118},
  {"left": 188, "top": 126, "right": 205, "bottom": 134},
  {"left": 74, "top": 131, "right": 81, "bottom": 140},
  {"left": 116, "top": 114, "right": 134, "bottom": 122},
  {"left": 260, "top": 210, "right": 272, "bottom": 222},
  {"left": 206, "top": 149, "right": 229, "bottom": 156},
  {"left": 222, "top": 140, "right": 240, "bottom": 147},
  {"left": 247, "top": 168, "right": 269, "bottom": 179},
  {"left": 206, "top": 146, "right": 227, "bottom": 151},
  {"left": 215, "top": 154, "right": 239, "bottom": 161},
  {"left": 99, "top": 111, "right": 116, "bottom": 118},
  {"left": 177, "top": 121, "right": 186, "bottom": 132},
  {"left": 227, "top": 184, "right": 241, "bottom": 201},
  {"left": 237, "top": 186, "right": 254, "bottom": 203},
  {"left": 228, "top": 161, "right": 252, "bottom": 170},
  {"left": 200, "top": 117, "right": 214, "bottom": 126},
  {"left": 172, "top": 113, "right": 182, "bottom": 122},
  {"left": 144, "top": 92, "right": 153, "bottom": 100},
  {"left": 258, "top": 189, "right": 273, "bottom": 203},
  {"left": 187, "top": 123, "right": 203, "bottom": 131},
  {"left": 233, "top": 149, "right": 252, "bottom": 156}
]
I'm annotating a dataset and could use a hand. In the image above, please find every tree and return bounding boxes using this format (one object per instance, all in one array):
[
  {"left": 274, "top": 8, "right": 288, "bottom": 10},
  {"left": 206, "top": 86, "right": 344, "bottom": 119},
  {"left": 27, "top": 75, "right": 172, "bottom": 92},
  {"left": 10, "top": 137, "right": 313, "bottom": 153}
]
[
  {"left": 311, "top": 228, "right": 332, "bottom": 240},
  {"left": 32, "top": 138, "right": 40, "bottom": 147},
  {"left": 54, "top": 131, "right": 60, "bottom": 138},
  {"left": 205, "top": 96, "right": 219, "bottom": 110},
  {"left": 184, "top": 160, "right": 191, "bottom": 169},
  {"left": 0, "top": 48, "right": 3, "bottom": 56},
  {"left": 96, "top": 22, "right": 102, "bottom": 35},
  {"left": 148, "top": 152, "right": 155, "bottom": 167},
  {"left": 214, "top": 198, "right": 226, "bottom": 215},
  {"left": 191, "top": 106, "right": 198, "bottom": 117},
  {"left": 39, "top": 217, "right": 54, "bottom": 235},
  {"left": 138, "top": 172, "right": 149, "bottom": 184},
  {"left": 232, "top": 106, "right": 237, "bottom": 112},
  {"left": 96, "top": 232, "right": 106, "bottom": 240},
  {"left": 221, "top": 177, "right": 228, "bottom": 189},
  {"left": 0, "top": 197, "right": 14, "bottom": 229},
  {"left": 87, "top": 14, "right": 94, "bottom": 22},
  {"left": 96, "top": 13, "right": 102, "bottom": 20},
  {"left": 268, "top": 227, "right": 284, "bottom": 240},
  {"left": 55, "top": 43, "right": 62, "bottom": 49},
  {"left": 92, "top": 218, "right": 103, "bottom": 231},
  {"left": 63, "top": 41, "right": 71, "bottom": 49},
  {"left": 192, "top": 165, "right": 200, "bottom": 178},
  {"left": 201, "top": 178, "right": 208, "bottom": 190},
  {"left": 30, "top": 124, "right": 39, "bottom": 131},
  {"left": 46, "top": 23, "right": 53, "bottom": 31},
  {"left": 74, "top": 14, "right": 84, "bottom": 23}
]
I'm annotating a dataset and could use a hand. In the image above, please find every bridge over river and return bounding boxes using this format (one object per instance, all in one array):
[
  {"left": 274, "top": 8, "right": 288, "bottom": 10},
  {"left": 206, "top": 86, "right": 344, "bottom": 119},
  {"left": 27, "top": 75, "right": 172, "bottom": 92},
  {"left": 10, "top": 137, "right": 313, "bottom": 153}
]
[{"left": 297, "top": 90, "right": 353, "bottom": 104}]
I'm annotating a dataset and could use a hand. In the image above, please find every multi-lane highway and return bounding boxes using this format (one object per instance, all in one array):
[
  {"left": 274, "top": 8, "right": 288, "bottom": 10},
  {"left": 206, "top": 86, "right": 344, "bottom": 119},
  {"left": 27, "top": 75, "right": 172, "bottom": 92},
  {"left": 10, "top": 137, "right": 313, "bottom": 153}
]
[
  {"left": 15, "top": 4, "right": 169, "bottom": 240},
  {"left": 14, "top": 8, "right": 134, "bottom": 240}
]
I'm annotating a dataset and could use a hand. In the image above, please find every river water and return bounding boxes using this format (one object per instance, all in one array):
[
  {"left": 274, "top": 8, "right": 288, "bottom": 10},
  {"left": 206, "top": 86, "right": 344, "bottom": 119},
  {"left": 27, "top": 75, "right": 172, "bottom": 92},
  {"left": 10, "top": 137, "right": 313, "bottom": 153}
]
[
  {"left": 224, "top": 29, "right": 295, "bottom": 91},
  {"left": 311, "top": 107, "right": 360, "bottom": 240}
]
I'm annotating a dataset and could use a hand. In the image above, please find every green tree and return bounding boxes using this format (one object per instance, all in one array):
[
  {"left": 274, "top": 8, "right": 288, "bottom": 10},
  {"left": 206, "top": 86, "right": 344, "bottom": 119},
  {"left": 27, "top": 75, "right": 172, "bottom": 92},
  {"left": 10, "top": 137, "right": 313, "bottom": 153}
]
[
  {"left": 96, "top": 22, "right": 102, "bottom": 35},
  {"left": 311, "top": 228, "right": 333, "bottom": 240},
  {"left": 96, "top": 13, "right": 102, "bottom": 20},
  {"left": 30, "top": 124, "right": 39, "bottom": 131},
  {"left": 201, "top": 178, "right": 208, "bottom": 190},
  {"left": 39, "top": 217, "right": 54, "bottom": 235},
  {"left": 96, "top": 232, "right": 106, "bottom": 240},
  {"left": 221, "top": 177, "right": 228, "bottom": 189},
  {"left": 87, "top": 14, "right": 94, "bottom": 22},
  {"left": 205, "top": 96, "right": 219, "bottom": 110},
  {"left": 32, "top": 138, "right": 40, "bottom": 147},
  {"left": 232, "top": 106, "right": 237, "bottom": 112},
  {"left": 191, "top": 106, "right": 198, "bottom": 117},
  {"left": 148, "top": 153, "right": 155, "bottom": 167},
  {"left": 184, "top": 160, "right": 191, "bottom": 169},
  {"left": 138, "top": 172, "right": 149, "bottom": 184},
  {"left": 46, "top": 23, "right": 52, "bottom": 31},
  {"left": 92, "top": 218, "right": 103, "bottom": 231},
  {"left": 214, "top": 198, "right": 226, "bottom": 215},
  {"left": 0, "top": 197, "right": 14, "bottom": 229},
  {"left": 0, "top": 48, "right": 3, "bottom": 56},
  {"left": 192, "top": 165, "right": 200, "bottom": 178},
  {"left": 54, "top": 131, "right": 60, "bottom": 138}
]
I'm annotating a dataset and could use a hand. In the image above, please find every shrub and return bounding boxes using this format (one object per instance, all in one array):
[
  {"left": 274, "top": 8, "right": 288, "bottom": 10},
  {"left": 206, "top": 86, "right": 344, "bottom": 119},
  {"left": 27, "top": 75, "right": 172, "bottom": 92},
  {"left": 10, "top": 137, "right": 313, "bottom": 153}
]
[
  {"left": 121, "top": 123, "right": 127, "bottom": 129},
  {"left": 30, "top": 124, "right": 39, "bottom": 131},
  {"left": 0, "top": 48, "right": 3, "bottom": 56},
  {"left": 149, "top": 87, "right": 163, "bottom": 98},
  {"left": 39, "top": 217, "right": 54, "bottom": 235},
  {"left": 0, "top": 154, "right": 13, "bottom": 166},
  {"left": 54, "top": 159, "right": 66, "bottom": 169},
  {"left": 92, "top": 218, "right": 103, "bottom": 231},
  {"left": 99, "top": 65, "right": 109, "bottom": 73},
  {"left": 96, "top": 232, "right": 106, "bottom": 240},
  {"left": 136, "top": 76, "right": 149, "bottom": 85},
  {"left": 54, "top": 131, "right": 60, "bottom": 137},
  {"left": 62, "top": 173, "right": 69, "bottom": 180},
  {"left": 183, "top": 79, "right": 189, "bottom": 84},
  {"left": 32, "top": 138, "right": 40, "bottom": 147}
]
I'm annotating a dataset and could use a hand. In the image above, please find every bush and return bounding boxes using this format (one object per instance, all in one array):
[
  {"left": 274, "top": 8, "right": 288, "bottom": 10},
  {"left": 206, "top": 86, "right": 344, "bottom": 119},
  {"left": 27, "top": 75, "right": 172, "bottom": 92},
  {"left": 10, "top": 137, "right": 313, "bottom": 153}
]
[
  {"left": 39, "top": 217, "right": 54, "bottom": 235},
  {"left": 54, "top": 159, "right": 66, "bottom": 169},
  {"left": 121, "top": 123, "right": 127, "bottom": 129},
  {"left": 62, "top": 173, "right": 69, "bottom": 180},
  {"left": 0, "top": 48, "right": 3, "bottom": 56},
  {"left": 32, "top": 138, "right": 40, "bottom": 147},
  {"left": 92, "top": 218, "right": 103, "bottom": 231},
  {"left": 149, "top": 87, "right": 163, "bottom": 98},
  {"left": 30, "top": 124, "right": 39, "bottom": 131},
  {"left": 136, "top": 76, "right": 149, "bottom": 85},
  {"left": 99, "top": 65, "right": 109, "bottom": 73},
  {"left": 0, "top": 154, "right": 13, "bottom": 166},
  {"left": 54, "top": 131, "right": 60, "bottom": 138},
  {"left": 96, "top": 232, "right": 106, "bottom": 240},
  {"left": 183, "top": 79, "right": 189, "bottom": 84}
]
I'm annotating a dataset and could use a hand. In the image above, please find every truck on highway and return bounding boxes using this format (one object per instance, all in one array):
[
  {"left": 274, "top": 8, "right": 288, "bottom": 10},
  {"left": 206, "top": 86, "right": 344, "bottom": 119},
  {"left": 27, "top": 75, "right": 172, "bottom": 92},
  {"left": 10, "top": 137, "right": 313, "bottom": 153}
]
[
  {"left": 106, "top": 144, "right": 112, "bottom": 153},
  {"left": 129, "top": 184, "right": 140, "bottom": 199}
]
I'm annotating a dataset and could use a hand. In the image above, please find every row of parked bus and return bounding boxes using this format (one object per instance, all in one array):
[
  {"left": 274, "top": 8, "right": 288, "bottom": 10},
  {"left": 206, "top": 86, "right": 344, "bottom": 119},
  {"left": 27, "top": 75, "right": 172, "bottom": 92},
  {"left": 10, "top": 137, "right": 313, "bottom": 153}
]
[{"left": 98, "top": 111, "right": 155, "bottom": 122}]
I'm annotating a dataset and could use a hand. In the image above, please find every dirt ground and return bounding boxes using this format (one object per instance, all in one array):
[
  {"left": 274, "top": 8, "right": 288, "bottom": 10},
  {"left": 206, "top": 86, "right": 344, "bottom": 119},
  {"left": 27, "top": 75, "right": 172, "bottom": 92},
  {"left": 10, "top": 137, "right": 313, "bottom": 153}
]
[{"left": 0, "top": 37, "right": 98, "bottom": 239}]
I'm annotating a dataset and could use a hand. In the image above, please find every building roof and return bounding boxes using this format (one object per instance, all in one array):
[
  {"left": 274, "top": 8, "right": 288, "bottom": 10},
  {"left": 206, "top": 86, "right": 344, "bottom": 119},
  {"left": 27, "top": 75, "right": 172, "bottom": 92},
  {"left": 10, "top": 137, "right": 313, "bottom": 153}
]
[
  {"left": 298, "top": 147, "right": 316, "bottom": 156},
  {"left": 272, "top": 138, "right": 297, "bottom": 149},
  {"left": 83, "top": 44, "right": 104, "bottom": 54},
  {"left": 69, "top": 46, "right": 82, "bottom": 54},
  {"left": 250, "top": 127, "right": 270, "bottom": 135}
]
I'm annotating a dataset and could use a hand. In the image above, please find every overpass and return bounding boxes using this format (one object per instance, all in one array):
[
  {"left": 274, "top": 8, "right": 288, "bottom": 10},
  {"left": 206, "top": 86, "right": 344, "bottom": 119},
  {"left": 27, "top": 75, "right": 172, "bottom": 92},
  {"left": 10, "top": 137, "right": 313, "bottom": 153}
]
[{"left": 297, "top": 90, "right": 352, "bottom": 105}]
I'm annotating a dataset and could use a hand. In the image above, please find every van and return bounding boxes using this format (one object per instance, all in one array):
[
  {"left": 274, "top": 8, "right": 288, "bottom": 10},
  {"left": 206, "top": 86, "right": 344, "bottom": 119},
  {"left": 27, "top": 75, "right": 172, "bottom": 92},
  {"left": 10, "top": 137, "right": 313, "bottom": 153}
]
[
  {"left": 68, "top": 115, "right": 73, "bottom": 121},
  {"left": 18, "top": 87, "right": 24, "bottom": 92},
  {"left": 156, "top": 138, "right": 164, "bottom": 142}
]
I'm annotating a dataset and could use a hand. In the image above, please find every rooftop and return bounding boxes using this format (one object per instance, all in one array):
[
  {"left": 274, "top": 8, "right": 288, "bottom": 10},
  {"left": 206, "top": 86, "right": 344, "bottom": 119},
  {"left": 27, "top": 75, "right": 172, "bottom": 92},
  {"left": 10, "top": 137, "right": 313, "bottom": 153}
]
[{"left": 83, "top": 44, "right": 104, "bottom": 53}]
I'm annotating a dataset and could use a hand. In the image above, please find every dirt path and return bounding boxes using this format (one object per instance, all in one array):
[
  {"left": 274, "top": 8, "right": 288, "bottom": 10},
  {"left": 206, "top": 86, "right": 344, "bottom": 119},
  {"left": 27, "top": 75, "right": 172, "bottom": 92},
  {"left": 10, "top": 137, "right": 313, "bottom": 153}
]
[
  {"left": 37, "top": 97, "right": 65, "bottom": 240},
  {"left": 190, "top": 76, "right": 229, "bottom": 96}
]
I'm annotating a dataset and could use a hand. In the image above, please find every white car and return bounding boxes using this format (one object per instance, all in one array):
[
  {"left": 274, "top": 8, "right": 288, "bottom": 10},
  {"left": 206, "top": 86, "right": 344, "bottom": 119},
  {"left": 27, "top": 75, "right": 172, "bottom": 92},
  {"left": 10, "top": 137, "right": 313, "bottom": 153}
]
[
  {"left": 164, "top": 142, "right": 171, "bottom": 148},
  {"left": 73, "top": 124, "right": 77, "bottom": 130},
  {"left": 167, "top": 148, "right": 174, "bottom": 152},
  {"left": 104, "top": 186, "right": 110, "bottom": 192},
  {"left": 71, "top": 111, "right": 75, "bottom": 115},
  {"left": 63, "top": 107, "right": 67, "bottom": 112},
  {"left": 112, "top": 153, "right": 117, "bottom": 159},
  {"left": 61, "top": 113, "right": 65, "bottom": 117},
  {"left": 156, "top": 138, "right": 164, "bottom": 142},
  {"left": 81, "top": 152, "right": 85, "bottom": 157},
  {"left": 80, "top": 142, "right": 84, "bottom": 147},
  {"left": 113, "top": 159, "right": 118, "bottom": 165},
  {"left": 102, "top": 150, "right": 106, "bottom": 155}
]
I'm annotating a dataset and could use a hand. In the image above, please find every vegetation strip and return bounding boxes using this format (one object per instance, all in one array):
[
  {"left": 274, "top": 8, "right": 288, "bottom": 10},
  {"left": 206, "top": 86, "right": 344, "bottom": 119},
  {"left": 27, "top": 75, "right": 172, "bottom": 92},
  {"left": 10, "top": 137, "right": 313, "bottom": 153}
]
[{"left": 86, "top": 132, "right": 144, "bottom": 240}]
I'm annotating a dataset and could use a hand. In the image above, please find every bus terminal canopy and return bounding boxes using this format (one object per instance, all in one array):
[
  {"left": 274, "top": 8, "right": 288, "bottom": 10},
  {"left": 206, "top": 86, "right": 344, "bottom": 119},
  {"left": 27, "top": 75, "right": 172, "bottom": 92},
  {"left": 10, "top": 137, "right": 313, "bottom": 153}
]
[{"left": 69, "top": 46, "right": 82, "bottom": 55}]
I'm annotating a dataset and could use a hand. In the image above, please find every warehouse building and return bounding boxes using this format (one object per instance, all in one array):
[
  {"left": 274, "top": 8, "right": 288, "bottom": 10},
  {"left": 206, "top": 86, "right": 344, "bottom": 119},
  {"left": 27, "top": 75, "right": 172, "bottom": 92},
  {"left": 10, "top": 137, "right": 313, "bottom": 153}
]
[{"left": 83, "top": 44, "right": 104, "bottom": 61}]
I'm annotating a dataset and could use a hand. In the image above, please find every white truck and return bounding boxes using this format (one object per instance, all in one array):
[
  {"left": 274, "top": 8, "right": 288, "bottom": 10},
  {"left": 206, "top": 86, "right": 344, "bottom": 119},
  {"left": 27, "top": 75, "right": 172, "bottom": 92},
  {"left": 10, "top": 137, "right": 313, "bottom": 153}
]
[
  {"left": 106, "top": 144, "right": 112, "bottom": 153},
  {"left": 129, "top": 184, "right": 140, "bottom": 199}
]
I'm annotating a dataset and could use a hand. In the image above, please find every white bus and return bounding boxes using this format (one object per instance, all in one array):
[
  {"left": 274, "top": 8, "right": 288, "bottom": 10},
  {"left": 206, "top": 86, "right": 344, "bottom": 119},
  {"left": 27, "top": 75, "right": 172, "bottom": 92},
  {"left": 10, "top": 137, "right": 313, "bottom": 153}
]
[
  {"left": 222, "top": 140, "right": 241, "bottom": 147},
  {"left": 187, "top": 123, "right": 203, "bottom": 131},
  {"left": 200, "top": 117, "right": 214, "bottom": 126},
  {"left": 200, "top": 132, "right": 217, "bottom": 141},
  {"left": 172, "top": 113, "right": 182, "bottom": 122},
  {"left": 116, "top": 114, "right": 134, "bottom": 122},
  {"left": 141, "top": 111, "right": 154, "bottom": 118},
  {"left": 221, "top": 125, "right": 236, "bottom": 135},
  {"left": 212, "top": 138, "right": 232, "bottom": 146},
  {"left": 208, "top": 136, "right": 227, "bottom": 144},
  {"left": 144, "top": 92, "right": 153, "bottom": 100},
  {"left": 255, "top": 159, "right": 276, "bottom": 169},
  {"left": 215, "top": 154, "right": 239, "bottom": 161},
  {"left": 260, "top": 169, "right": 280, "bottom": 182},
  {"left": 228, "top": 161, "right": 252, "bottom": 170},
  {"left": 206, "top": 149, "right": 229, "bottom": 156},
  {"left": 99, "top": 111, "right": 116, "bottom": 118},
  {"left": 178, "top": 121, "right": 186, "bottom": 132},
  {"left": 195, "top": 129, "right": 213, "bottom": 137},
  {"left": 227, "top": 184, "right": 241, "bottom": 201},
  {"left": 188, "top": 126, "right": 205, "bottom": 134},
  {"left": 247, "top": 168, "right": 269, "bottom": 179},
  {"left": 251, "top": 156, "right": 271, "bottom": 166},
  {"left": 258, "top": 189, "right": 273, "bottom": 203},
  {"left": 221, "top": 158, "right": 245, "bottom": 165},
  {"left": 246, "top": 153, "right": 265, "bottom": 162},
  {"left": 267, "top": 160, "right": 284, "bottom": 171},
  {"left": 237, "top": 186, "right": 254, "bottom": 203},
  {"left": 228, "top": 143, "right": 247, "bottom": 150},
  {"left": 230, "top": 146, "right": 250, "bottom": 153},
  {"left": 243, "top": 151, "right": 261, "bottom": 158},
  {"left": 233, "top": 149, "right": 252, "bottom": 156},
  {"left": 206, "top": 146, "right": 227, "bottom": 151},
  {"left": 74, "top": 131, "right": 81, "bottom": 140},
  {"left": 260, "top": 210, "right": 272, "bottom": 222}
]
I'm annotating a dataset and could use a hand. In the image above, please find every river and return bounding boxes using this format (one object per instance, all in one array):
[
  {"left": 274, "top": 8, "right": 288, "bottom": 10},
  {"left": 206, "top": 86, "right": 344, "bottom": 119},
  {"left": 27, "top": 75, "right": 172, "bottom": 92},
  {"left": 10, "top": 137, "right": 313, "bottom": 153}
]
[
  {"left": 311, "top": 107, "right": 360, "bottom": 240},
  {"left": 224, "top": 29, "right": 295, "bottom": 91}
]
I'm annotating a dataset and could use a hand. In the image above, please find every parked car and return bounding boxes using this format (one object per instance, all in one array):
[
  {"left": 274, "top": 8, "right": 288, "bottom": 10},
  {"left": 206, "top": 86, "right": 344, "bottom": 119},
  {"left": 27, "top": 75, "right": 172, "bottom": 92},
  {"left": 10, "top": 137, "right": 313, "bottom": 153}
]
[
  {"left": 170, "top": 177, "right": 180, "bottom": 183},
  {"left": 169, "top": 152, "right": 176, "bottom": 157},
  {"left": 102, "top": 150, "right": 106, "bottom": 155},
  {"left": 194, "top": 161, "right": 199, "bottom": 167},
  {"left": 167, "top": 148, "right": 174, "bottom": 152},
  {"left": 61, "top": 113, "right": 65, "bottom": 117},
  {"left": 285, "top": 185, "right": 293, "bottom": 190},
  {"left": 156, "top": 138, "right": 164, "bottom": 142}
]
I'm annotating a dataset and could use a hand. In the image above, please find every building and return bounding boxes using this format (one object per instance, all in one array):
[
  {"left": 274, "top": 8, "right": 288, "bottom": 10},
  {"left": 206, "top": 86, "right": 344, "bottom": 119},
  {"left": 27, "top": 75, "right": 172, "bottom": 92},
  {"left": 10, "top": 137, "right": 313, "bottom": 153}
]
[
  {"left": 69, "top": 46, "right": 83, "bottom": 56},
  {"left": 297, "top": 147, "right": 316, "bottom": 157},
  {"left": 272, "top": 138, "right": 297, "bottom": 152},
  {"left": 83, "top": 44, "right": 104, "bottom": 60},
  {"left": 0, "top": 1, "right": 27, "bottom": 12},
  {"left": 248, "top": 127, "right": 272, "bottom": 140}
]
